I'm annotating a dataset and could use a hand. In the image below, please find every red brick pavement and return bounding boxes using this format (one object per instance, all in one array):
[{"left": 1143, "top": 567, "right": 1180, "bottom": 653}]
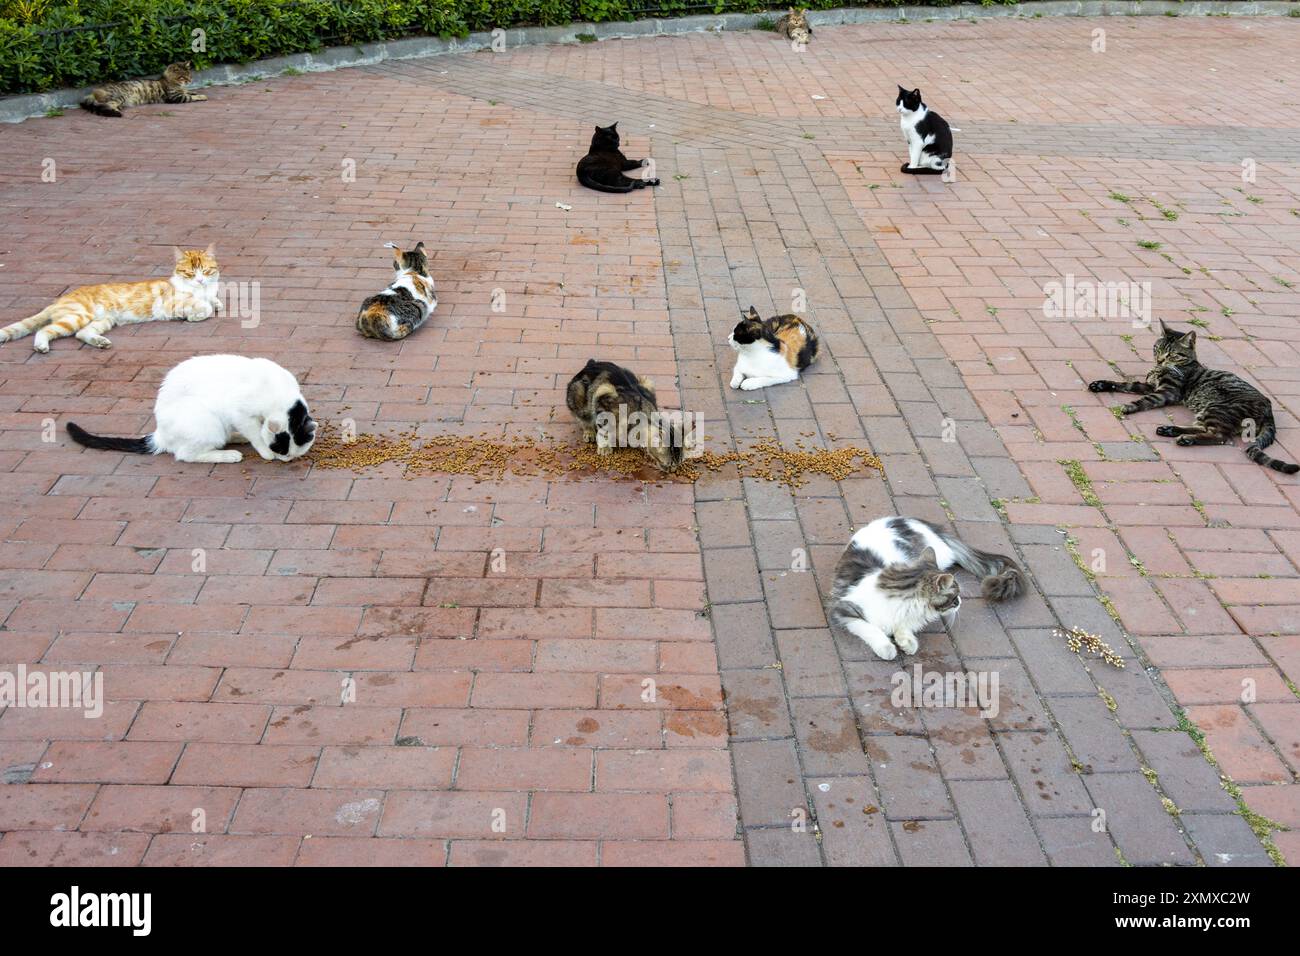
[{"left": 1, "top": 15, "right": 1296, "bottom": 866}]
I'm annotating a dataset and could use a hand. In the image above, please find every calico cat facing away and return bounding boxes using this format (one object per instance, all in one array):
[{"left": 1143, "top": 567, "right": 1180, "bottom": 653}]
[
  {"left": 774, "top": 8, "right": 812, "bottom": 45},
  {"left": 728, "top": 306, "right": 820, "bottom": 390},
  {"left": 576, "top": 124, "right": 661, "bottom": 194},
  {"left": 0, "top": 246, "right": 221, "bottom": 354},
  {"left": 566, "top": 359, "right": 689, "bottom": 471},
  {"left": 355, "top": 242, "right": 437, "bottom": 341},
  {"left": 1090, "top": 320, "right": 1298, "bottom": 474},
  {"left": 81, "top": 61, "right": 207, "bottom": 117},
  {"left": 66, "top": 355, "right": 316, "bottom": 465},
  {"left": 828, "top": 516, "right": 1025, "bottom": 660},
  {"left": 896, "top": 86, "right": 954, "bottom": 175}
]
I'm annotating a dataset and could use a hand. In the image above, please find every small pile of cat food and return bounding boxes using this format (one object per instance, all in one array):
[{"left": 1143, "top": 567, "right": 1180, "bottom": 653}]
[
  {"left": 308, "top": 424, "right": 883, "bottom": 489},
  {"left": 1057, "top": 625, "right": 1126, "bottom": 669}
]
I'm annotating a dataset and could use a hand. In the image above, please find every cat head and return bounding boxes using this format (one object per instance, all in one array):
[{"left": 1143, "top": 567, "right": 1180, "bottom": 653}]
[
  {"left": 386, "top": 241, "right": 429, "bottom": 277},
  {"left": 788, "top": 8, "right": 808, "bottom": 23},
  {"left": 646, "top": 412, "right": 693, "bottom": 471},
  {"left": 1154, "top": 319, "right": 1198, "bottom": 366},
  {"left": 896, "top": 86, "right": 923, "bottom": 113},
  {"left": 591, "top": 123, "right": 620, "bottom": 150},
  {"left": 263, "top": 398, "right": 317, "bottom": 462},
  {"left": 878, "top": 547, "right": 961, "bottom": 614},
  {"left": 162, "top": 62, "right": 194, "bottom": 85},
  {"left": 172, "top": 244, "right": 219, "bottom": 288},
  {"left": 729, "top": 306, "right": 769, "bottom": 351}
]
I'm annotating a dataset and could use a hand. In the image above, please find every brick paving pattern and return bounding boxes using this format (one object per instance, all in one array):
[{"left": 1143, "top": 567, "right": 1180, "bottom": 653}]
[{"left": 0, "top": 15, "right": 1296, "bottom": 866}]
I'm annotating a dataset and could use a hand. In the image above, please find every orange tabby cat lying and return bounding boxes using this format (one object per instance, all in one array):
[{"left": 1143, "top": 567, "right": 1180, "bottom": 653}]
[{"left": 0, "top": 246, "right": 221, "bottom": 354}]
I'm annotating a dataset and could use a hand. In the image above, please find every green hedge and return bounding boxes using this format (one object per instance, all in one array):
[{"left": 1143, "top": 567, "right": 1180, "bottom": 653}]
[{"left": 0, "top": 0, "right": 1019, "bottom": 96}]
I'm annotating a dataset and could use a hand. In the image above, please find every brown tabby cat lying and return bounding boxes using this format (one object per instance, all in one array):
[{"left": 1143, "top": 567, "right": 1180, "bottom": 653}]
[
  {"left": 81, "top": 62, "right": 207, "bottom": 117},
  {"left": 1090, "top": 320, "right": 1298, "bottom": 474},
  {"left": 566, "top": 360, "right": 689, "bottom": 471},
  {"left": 774, "top": 8, "right": 812, "bottom": 46}
]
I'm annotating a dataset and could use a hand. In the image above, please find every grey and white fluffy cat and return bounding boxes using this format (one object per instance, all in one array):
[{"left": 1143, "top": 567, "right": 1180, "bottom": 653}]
[{"left": 827, "top": 516, "right": 1025, "bottom": 660}]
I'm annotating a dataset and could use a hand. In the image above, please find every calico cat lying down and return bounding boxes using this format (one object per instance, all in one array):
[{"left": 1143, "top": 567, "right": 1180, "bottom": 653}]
[
  {"left": 66, "top": 355, "right": 316, "bottom": 465},
  {"left": 566, "top": 359, "right": 689, "bottom": 470},
  {"left": 81, "top": 61, "right": 207, "bottom": 117},
  {"left": 728, "top": 306, "right": 820, "bottom": 390},
  {"left": 576, "top": 124, "right": 661, "bottom": 193},
  {"left": 355, "top": 242, "right": 437, "bottom": 341},
  {"left": 828, "top": 516, "right": 1025, "bottom": 660},
  {"left": 1090, "top": 320, "right": 1298, "bottom": 473}
]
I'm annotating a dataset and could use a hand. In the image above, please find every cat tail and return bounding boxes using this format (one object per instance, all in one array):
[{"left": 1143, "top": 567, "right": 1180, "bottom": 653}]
[
  {"left": 0, "top": 306, "right": 58, "bottom": 343},
  {"left": 79, "top": 95, "right": 123, "bottom": 117},
  {"left": 1245, "top": 422, "right": 1300, "bottom": 475},
  {"left": 66, "top": 422, "right": 155, "bottom": 455},
  {"left": 942, "top": 533, "right": 1026, "bottom": 602},
  {"left": 577, "top": 169, "right": 640, "bottom": 194}
]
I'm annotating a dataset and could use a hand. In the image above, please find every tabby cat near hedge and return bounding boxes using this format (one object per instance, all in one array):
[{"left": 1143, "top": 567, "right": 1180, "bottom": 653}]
[{"left": 81, "top": 62, "right": 207, "bottom": 117}]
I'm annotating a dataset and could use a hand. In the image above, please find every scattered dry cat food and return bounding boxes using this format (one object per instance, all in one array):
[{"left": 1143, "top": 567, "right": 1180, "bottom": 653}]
[
  {"left": 308, "top": 425, "right": 883, "bottom": 489},
  {"left": 1058, "top": 625, "right": 1126, "bottom": 669}
]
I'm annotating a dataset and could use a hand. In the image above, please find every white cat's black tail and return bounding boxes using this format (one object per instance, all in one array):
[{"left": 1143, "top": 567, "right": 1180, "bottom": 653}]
[
  {"left": 935, "top": 530, "right": 1025, "bottom": 602},
  {"left": 66, "top": 421, "right": 154, "bottom": 455}
]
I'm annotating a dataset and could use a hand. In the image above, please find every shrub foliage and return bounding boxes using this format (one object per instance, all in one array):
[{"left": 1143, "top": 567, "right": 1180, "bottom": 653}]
[{"left": 1, "top": 0, "right": 1019, "bottom": 96}]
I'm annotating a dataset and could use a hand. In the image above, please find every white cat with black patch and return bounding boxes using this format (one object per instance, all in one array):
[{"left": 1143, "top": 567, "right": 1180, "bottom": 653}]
[
  {"left": 827, "top": 516, "right": 1024, "bottom": 660},
  {"left": 896, "top": 85, "right": 955, "bottom": 176},
  {"left": 66, "top": 354, "right": 316, "bottom": 464}
]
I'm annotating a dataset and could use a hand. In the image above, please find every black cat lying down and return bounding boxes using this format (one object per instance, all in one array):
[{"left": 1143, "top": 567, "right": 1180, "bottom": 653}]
[{"left": 576, "top": 123, "right": 661, "bottom": 193}]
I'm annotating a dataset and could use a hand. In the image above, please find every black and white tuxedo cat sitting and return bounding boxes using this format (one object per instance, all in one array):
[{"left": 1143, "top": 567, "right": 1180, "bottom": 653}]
[{"left": 896, "top": 86, "right": 955, "bottom": 175}]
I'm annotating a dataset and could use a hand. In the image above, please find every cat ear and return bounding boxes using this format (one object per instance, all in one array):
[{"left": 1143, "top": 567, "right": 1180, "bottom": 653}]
[
  {"left": 172, "top": 246, "right": 185, "bottom": 263},
  {"left": 266, "top": 417, "right": 287, "bottom": 435},
  {"left": 918, "top": 547, "right": 938, "bottom": 567},
  {"left": 747, "top": 306, "right": 761, "bottom": 320},
  {"left": 414, "top": 241, "right": 425, "bottom": 252},
  {"left": 1158, "top": 318, "right": 1170, "bottom": 335},
  {"left": 912, "top": 89, "right": 920, "bottom": 97},
  {"left": 936, "top": 573, "right": 956, "bottom": 591},
  {"left": 203, "top": 242, "right": 216, "bottom": 259},
  {"left": 1184, "top": 329, "right": 1196, "bottom": 348},
  {"left": 390, "top": 244, "right": 404, "bottom": 267}
]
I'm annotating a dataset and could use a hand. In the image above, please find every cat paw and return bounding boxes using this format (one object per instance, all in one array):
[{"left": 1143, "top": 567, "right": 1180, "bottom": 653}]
[
  {"left": 211, "top": 450, "right": 243, "bottom": 464},
  {"left": 646, "top": 178, "right": 661, "bottom": 186},
  {"left": 596, "top": 444, "right": 614, "bottom": 457},
  {"left": 33, "top": 341, "right": 50, "bottom": 354},
  {"left": 729, "top": 378, "right": 743, "bottom": 390},
  {"left": 1176, "top": 435, "right": 1196, "bottom": 447},
  {"left": 895, "top": 633, "right": 919, "bottom": 655},
  {"left": 640, "top": 158, "right": 651, "bottom": 167},
  {"left": 739, "top": 379, "right": 765, "bottom": 391},
  {"left": 192, "top": 94, "right": 208, "bottom": 101},
  {"left": 1120, "top": 404, "right": 1139, "bottom": 416},
  {"left": 84, "top": 336, "right": 112, "bottom": 349},
  {"left": 1155, "top": 425, "right": 1179, "bottom": 437},
  {"left": 900, "top": 163, "right": 913, "bottom": 173},
  {"left": 1087, "top": 380, "right": 1114, "bottom": 392},
  {"left": 870, "top": 642, "right": 898, "bottom": 662}
]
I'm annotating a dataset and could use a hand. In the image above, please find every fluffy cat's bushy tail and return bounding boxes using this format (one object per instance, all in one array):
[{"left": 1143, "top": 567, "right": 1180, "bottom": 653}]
[
  {"left": 940, "top": 533, "right": 1026, "bottom": 602},
  {"left": 1245, "top": 422, "right": 1299, "bottom": 474},
  {"left": 66, "top": 422, "right": 154, "bottom": 455}
]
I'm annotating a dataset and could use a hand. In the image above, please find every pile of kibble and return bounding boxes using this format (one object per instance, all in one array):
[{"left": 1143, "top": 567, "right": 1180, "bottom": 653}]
[{"left": 309, "top": 425, "right": 883, "bottom": 489}]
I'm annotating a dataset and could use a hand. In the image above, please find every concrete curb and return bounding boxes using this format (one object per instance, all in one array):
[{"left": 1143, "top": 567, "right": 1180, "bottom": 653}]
[{"left": 5, "top": 1, "right": 1297, "bottom": 124}]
